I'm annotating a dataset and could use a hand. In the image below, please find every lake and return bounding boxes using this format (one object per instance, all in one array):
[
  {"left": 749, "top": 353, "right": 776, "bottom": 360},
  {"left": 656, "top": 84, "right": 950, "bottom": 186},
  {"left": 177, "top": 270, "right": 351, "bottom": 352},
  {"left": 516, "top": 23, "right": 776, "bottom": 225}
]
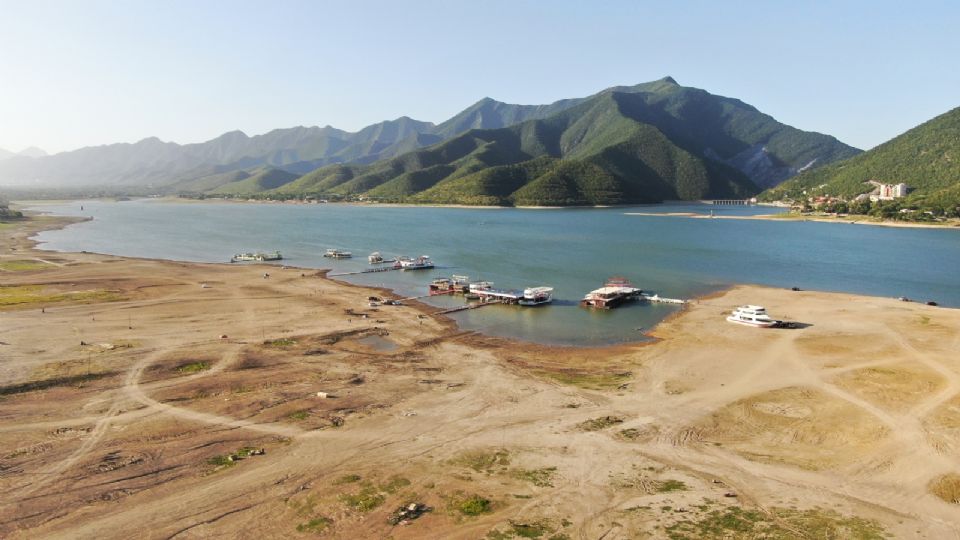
[{"left": 30, "top": 200, "right": 960, "bottom": 346}]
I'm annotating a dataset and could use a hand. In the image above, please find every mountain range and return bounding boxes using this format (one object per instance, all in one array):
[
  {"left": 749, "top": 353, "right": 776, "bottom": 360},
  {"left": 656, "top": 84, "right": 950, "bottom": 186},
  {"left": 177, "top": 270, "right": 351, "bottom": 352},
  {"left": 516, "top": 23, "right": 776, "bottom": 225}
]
[
  {"left": 760, "top": 106, "right": 960, "bottom": 209},
  {"left": 0, "top": 77, "right": 861, "bottom": 206},
  {"left": 0, "top": 147, "right": 47, "bottom": 161}
]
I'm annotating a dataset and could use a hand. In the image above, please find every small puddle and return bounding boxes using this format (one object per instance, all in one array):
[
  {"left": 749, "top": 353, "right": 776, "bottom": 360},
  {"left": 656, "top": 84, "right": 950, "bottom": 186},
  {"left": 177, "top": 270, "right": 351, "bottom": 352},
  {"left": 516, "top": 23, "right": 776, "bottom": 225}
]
[{"left": 356, "top": 335, "right": 398, "bottom": 352}]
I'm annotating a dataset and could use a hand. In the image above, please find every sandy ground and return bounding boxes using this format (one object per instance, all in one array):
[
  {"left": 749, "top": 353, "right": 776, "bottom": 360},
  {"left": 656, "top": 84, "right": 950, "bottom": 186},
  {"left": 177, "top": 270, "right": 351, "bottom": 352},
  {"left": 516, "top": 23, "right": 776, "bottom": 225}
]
[{"left": 2, "top": 214, "right": 960, "bottom": 539}]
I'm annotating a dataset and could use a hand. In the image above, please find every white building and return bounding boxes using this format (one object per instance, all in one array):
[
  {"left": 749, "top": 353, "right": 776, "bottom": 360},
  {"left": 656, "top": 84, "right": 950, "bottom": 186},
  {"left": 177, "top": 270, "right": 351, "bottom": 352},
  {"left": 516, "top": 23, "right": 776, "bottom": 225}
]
[{"left": 874, "top": 182, "right": 910, "bottom": 201}]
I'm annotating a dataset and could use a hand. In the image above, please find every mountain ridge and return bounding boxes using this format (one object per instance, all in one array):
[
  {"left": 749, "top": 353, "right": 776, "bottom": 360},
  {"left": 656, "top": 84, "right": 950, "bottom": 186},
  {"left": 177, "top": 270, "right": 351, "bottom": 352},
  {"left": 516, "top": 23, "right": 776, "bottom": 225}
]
[
  {"left": 0, "top": 77, "right": 859, "bottom": 195},
  {"left": 264, "top": 85, "right": 850, "bottom": 206}
]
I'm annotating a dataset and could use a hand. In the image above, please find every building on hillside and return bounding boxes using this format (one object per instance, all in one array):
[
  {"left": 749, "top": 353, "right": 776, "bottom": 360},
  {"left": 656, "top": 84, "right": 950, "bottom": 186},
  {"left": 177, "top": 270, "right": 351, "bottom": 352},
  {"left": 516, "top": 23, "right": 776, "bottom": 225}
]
[{"left": 869, "top": 182, "right": 910, "bottom": 202}]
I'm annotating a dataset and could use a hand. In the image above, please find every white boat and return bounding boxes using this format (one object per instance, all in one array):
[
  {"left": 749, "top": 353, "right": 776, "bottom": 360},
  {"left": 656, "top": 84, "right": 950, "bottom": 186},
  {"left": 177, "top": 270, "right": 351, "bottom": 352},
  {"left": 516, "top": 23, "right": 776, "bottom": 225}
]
[
  {"left": 231, "top": 251, "right": 282, "bottom": 262},
  {"left": 324, "top": 249, "right": 352, "bottom": 259},
  {"left": 519, "top": 286, "right": 554, "bottom": 306},
  {"left": 368, "top": 252, "right": 384, "bottom": 263},
  {"left": 726, "top": 305, "right": 777, "bottom": 327},
  {"left": 396, "top": 255, "right": 433, "bottom": 270},
  {"left": 469, "top": 280, "right": 495, "bottom": 292}
]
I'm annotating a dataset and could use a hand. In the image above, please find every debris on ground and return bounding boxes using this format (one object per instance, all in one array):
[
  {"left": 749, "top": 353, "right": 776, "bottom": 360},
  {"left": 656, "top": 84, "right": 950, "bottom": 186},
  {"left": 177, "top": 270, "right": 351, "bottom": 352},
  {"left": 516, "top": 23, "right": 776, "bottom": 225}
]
[{"left": 388, "top": 502, "right": 431, "bottom": 525}]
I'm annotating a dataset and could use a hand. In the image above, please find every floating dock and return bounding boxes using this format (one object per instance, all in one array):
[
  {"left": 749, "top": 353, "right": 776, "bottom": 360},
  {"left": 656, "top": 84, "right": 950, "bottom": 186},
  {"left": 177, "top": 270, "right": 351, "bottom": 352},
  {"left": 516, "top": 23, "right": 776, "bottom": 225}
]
[
  {"left": 642, "top": 293, "right": 686, "bottom": 304},
  {"left": 474, "top": 288, "right": 524, "bottom": 305}
]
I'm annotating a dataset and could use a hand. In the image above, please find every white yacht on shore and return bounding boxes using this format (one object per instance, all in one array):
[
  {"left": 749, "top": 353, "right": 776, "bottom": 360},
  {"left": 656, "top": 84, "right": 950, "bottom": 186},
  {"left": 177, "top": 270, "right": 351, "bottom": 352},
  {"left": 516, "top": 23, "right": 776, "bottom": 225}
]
[{"left": 726, "top": 305, "right": 777, "bottom": 327}]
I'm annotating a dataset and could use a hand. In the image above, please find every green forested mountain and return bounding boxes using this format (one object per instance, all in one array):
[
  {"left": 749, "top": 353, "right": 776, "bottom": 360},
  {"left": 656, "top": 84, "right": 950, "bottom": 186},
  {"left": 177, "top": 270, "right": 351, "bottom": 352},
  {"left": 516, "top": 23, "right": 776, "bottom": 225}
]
[
  {"left": 171, "top": 170, "right": 253, "bottom": 193},
  {"left": 762, "top": 107, "right": 960, "bottom": 204},
  {"left": 0, "top": 78, "right": 856, "bottom": 194},
  {"left": 267, "top": 79, "right": 859, "bottom": 205},
  {"left": 208, "top": 168, "right": 300, "bottom": 195}
]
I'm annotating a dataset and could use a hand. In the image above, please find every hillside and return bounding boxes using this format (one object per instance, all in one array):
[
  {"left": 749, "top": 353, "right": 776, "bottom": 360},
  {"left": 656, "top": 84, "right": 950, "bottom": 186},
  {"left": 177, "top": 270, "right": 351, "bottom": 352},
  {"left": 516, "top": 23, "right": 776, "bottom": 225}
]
[
  {"left": 209, "top": 168, "right": 299, "bottom": 195},
  {"left": 762, "top": 107, "right": 960, "bottom": 205},
  {"left": 0, "top": 78, "right": 856, "bottom": 192},
  {"left": 171, "top": 170, "right": 253, "bottom": 193},
  {"left": 267, "top": 79, "right": 860, "bottom": 206},
  {"left": 0, "top": 146, "right": 48, "bottom": 161}
]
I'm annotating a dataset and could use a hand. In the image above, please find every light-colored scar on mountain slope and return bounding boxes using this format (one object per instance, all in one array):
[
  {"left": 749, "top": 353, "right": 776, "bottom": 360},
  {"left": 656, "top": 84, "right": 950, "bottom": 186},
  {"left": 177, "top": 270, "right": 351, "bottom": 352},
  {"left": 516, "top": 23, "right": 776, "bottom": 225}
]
[{"left": 0, "top": 214, "right": 958, "bottom": 539}]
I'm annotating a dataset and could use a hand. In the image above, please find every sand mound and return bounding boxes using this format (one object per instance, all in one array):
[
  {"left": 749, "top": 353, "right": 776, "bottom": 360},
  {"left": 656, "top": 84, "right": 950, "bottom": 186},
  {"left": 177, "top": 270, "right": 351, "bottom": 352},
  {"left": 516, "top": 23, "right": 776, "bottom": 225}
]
[
  {"left": 923, "top": 395, "right": 960, "bottom": 455},
  {"left": 752, "top": 402, "right": 812, "bottom": 418},
  {"left": 695, "top": 386, "right": 889, "bottom": 470},
  {"left": 929, "top": 473, "right": 960, "bottom": 505},
  {"left": 831, "top": 361, "right": 945, "bottom": 412}
]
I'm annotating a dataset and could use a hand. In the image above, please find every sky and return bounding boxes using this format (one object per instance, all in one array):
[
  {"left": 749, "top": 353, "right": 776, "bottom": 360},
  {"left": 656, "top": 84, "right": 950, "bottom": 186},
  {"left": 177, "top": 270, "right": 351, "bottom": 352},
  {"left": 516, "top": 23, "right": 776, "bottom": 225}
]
[{"left": 1, "top": 0, "right": 958, "bottom": 154}]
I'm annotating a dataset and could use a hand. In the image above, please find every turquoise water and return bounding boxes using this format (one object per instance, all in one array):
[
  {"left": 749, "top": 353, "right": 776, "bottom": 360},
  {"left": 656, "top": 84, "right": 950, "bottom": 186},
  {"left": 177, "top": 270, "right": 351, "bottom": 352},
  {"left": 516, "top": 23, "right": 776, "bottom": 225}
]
[{"left": 31, "top": 200, "right": 960, "bottom": 346}]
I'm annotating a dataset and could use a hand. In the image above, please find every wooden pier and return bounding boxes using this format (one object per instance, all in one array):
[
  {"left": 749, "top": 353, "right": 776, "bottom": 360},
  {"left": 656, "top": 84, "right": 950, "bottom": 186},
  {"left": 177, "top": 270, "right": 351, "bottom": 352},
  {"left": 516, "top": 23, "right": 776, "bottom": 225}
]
[
  {"left": 434, "top": 302, "right": 494, "bottom": 315},
  {"left": 706, "top": 199, "right": 752, "bottom": 205},
  {"left": 328, "top": 266, "right": 399, "bottom": 277}
]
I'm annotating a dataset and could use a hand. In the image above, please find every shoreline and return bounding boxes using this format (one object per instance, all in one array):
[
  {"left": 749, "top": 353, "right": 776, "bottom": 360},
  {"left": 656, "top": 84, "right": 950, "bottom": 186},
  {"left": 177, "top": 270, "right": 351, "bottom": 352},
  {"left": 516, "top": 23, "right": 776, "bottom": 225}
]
[
  {"left": 13, "top": 209, "right": 661, "bottom": 353},
  {"left": 624, "top": 210, "right": 960, "bottom": 229},
  {"left": 19, "top": 204, "right": 958, "bottom": 330},
  {"left": 16, "top": 196, "right": 698, "bottom": 211}
]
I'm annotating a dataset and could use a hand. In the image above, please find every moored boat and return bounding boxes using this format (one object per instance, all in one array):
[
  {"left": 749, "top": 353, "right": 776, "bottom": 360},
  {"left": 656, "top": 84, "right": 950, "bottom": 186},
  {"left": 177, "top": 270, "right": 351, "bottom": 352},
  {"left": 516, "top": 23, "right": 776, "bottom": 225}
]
[
  {"left": 324, "top": 249, "right": 352, "bottom": 259},
  {"left": 396, "top": 255, "right": 433, "bottom": 270},
  {"left": 231, "top": 251, "right": 282, "bottom": 262},
  {"left": 519, "top": 286, "right": 554, "bottom": 306},
  {"left": 580, "top": 277, "right": 642, "bottom": 309},
  {"left": 429, "top": 275, "right": 471, "bottom": 295}
]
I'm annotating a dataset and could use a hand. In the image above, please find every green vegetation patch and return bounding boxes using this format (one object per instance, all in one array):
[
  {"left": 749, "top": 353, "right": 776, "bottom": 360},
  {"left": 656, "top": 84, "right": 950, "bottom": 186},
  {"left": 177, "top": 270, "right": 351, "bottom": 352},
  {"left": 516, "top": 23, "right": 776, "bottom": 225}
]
[
  {"left": 0, "top": 371, "right": 119, "bottom": 396},
  {"left": 0, "top": 285, "right": 123, "bottom": 308},
  {"left": 452, "top": 448, "right": 511, "bottom": 472},
  {"left": 263, "top": 337, "right": 298, "bottom": 348},
  {"left": 664, "top": 506, "right": 886, "bottom": 540},
  {"left": 296, "top": 517, "right": 332, "bottom": 533},
  {"left": 338, "top": 476, "right": 410, "bottom": 512},
  {"left": 510, "top": 467, "right": 557, "bottom": 488},
  {"left": 339, "top": 485, "right": 385, "bottom": 512},
  {"left": 176, "top": 361, "right": 210, "bottom": 374},
  {"left": 452, "top": 493, "right": 493, "bottom": 516},
  {"left": 0, "top": 259, "right": 51, "bottom": 272},
  {"left": 207, "top": 454, "right": 236, "bottom": 469},
  {"left": 333, "top": 473, "right": 362, "bottom": 485},
  {"left": 487, "top": 519, "right": 569, "bottom": 539},
  {"left": 657, "top": 479, "right": 688, "bottom": 493},
  {"left": 206, "top": 446, "right": 264, "bottom": 472},
  {"left": 576, "top": 416, "right": 624, "bottom": 431},
  {"left": 287, "top": 409, "right": 311, "bottom": 421}
]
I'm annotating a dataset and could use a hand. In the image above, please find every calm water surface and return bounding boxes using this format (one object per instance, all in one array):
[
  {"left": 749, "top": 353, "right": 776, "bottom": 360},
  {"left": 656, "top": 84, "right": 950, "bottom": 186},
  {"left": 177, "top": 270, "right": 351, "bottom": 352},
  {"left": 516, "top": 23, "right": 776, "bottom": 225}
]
[{"left": 31, "top": 200, "right": 960, "bottom": 346}]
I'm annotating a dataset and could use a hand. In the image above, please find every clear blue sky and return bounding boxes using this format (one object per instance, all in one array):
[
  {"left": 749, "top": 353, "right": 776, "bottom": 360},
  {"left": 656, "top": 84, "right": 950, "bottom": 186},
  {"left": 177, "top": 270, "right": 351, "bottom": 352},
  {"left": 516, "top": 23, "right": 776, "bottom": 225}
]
[{"left": 1, "top": 0, "right": 958, "bottom": 154}]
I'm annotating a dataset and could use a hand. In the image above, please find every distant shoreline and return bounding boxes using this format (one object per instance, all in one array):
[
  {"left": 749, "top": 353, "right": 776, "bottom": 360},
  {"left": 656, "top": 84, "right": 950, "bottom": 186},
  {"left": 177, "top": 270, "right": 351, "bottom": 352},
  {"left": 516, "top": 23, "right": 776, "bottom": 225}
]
[
  {"left": 624, "top": 211, "right": 960, "bottom": 230},
  {"left": 17, "top": 196, "right": 685, "bottom": 211}
]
